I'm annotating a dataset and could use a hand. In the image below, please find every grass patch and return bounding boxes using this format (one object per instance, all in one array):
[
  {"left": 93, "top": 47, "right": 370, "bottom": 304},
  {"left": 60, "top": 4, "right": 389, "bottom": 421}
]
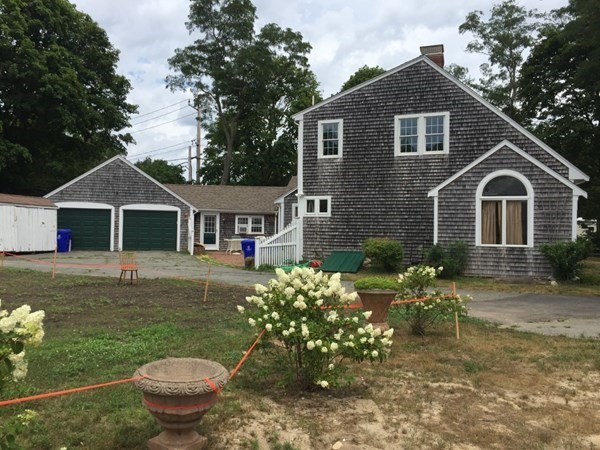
[{"left": 1, "top": 268, "right": 599, "bottom": 449}]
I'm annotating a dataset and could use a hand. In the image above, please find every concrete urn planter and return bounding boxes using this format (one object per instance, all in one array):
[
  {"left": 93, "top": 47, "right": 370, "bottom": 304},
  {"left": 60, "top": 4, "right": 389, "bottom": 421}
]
[
  {"left": 134, "top": 357, "right": 228, "bottom": 450},
  {"left": 356, "top": 289, "right": 397, "bottom": 331}
]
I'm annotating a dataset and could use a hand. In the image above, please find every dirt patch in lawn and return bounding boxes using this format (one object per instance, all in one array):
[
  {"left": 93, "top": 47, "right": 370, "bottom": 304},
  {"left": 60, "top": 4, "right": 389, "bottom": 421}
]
[{"left": 1, "top": 269, "right": 599, "bottom": 449}]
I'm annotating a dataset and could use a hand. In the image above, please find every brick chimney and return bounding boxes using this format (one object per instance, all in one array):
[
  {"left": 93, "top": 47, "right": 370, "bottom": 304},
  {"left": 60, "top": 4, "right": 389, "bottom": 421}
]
[{"left": 420, "top": 44, "right": 444, "bottom": 68}]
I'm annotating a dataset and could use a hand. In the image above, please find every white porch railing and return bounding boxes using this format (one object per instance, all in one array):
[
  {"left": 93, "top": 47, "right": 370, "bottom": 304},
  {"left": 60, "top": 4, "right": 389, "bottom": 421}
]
[{"left": 255, "top": 218, "right": 301, "bottom": 268}]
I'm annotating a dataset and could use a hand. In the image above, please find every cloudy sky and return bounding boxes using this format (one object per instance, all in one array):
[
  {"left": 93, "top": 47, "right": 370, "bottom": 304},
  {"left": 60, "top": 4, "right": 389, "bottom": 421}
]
[{"left": 71, "top": 0, "right": 567, "bottom": 180}]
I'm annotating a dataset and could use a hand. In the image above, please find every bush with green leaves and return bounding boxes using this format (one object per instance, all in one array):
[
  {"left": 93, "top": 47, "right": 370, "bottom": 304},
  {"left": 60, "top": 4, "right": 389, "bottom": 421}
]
[
  {"left": 363, "top": 238, "right": 404, "bottom": 272},
  {"left": 540, "top": 238, "right": 593, "bottom": 281},
  {"left": 0, "top": 300, "right": 45, "bottom": 448},
  {"left": 239, "top": 268, "right": 393, "bottom": 389},
  {"left": 394, "top": 266, "right": 470, "bottom": 336},
  {"left": 424, "top": 241, "right": 469, "bottom": 279}
]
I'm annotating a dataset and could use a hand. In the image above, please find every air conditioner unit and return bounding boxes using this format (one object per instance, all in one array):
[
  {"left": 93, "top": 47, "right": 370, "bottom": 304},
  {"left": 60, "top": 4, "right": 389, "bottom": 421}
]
[{"left": 238, "top": 226, "right": 248, "bottom": 233}]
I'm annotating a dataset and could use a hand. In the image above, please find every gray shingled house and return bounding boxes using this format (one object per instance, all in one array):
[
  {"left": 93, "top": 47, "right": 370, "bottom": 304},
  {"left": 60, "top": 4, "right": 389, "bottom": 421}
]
[
  {"left": 45, "top": 156, "right": 196, "bottom": 252},
  {"left": 291, "top": 45, "right": 588, "bottom": 277},
  {"left": 167, "top": 182, "right": 293, "bottom": 252}
]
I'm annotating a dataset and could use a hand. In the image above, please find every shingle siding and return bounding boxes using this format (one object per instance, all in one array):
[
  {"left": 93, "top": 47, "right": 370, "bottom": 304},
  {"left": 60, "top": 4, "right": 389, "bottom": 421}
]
[
  {"left": 300, "top": 60, "right": 577, "bottom": 276},
  {"left": 47, "top": 158, "right": 190, "bottom": 251}
]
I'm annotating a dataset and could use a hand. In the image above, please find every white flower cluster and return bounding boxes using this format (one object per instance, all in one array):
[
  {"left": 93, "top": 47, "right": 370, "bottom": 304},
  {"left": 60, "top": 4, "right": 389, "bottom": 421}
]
[
  {"left": 237, "top": 268, "right": 394, "bottom": 389},
  {"left": 0, "top": 299, "right": 45, "bottom": 382}
]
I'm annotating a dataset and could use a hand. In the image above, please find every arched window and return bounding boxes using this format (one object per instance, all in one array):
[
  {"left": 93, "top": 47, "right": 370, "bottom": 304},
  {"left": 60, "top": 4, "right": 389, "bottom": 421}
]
[{"left": 477, "top": 172, "right": 533, "bottom": 247}]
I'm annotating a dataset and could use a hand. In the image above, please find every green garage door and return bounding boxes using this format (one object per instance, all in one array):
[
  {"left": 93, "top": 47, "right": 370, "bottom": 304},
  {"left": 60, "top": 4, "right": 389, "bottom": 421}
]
[
  {"left": 122, "top": 210, "right": 178, "bottom": 251},
  {"left": 57, "top": 208, "right": 111, "bottom": 250}
]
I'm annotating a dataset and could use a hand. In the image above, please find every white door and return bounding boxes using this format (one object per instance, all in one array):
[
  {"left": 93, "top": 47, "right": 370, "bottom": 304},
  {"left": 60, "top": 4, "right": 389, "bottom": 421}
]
[{"left": 201, "top": 213, "right": 219, "bottom": 250}]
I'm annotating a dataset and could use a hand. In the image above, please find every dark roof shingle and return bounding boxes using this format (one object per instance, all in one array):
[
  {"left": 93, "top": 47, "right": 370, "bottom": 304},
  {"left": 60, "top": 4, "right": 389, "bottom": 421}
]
[{"left": 0, "top": 193, "right": 56, "bottom": 208}]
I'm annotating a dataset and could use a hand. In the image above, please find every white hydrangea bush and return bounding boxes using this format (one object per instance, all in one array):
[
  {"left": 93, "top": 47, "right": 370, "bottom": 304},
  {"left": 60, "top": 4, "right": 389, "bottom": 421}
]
[
  {"left": 0, "top": 299, "right": 45, "bottom": 387},
  {"left": 239, "top": 267, "right": 393, "bottom": 389},
  {"left": 396, "top": 265, "right": 470, "bottom": 336}
]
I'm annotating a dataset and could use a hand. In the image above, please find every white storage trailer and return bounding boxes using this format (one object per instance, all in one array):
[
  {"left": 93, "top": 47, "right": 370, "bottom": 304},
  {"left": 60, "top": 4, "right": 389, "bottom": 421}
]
[{"left": 0, "top": 194, "right": 57, "bottom": 253}]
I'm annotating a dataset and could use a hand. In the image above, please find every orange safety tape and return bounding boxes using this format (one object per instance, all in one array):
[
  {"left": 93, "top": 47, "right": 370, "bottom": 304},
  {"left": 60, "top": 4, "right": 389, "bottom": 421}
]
[
  {"left": 203, "top": 377, "right": 221, "bottom": 395},
  {"left": 0, "top": 376, "right": 145, "bottom": 408},
  {"left": 229, "top": 329, "right": 265, "bottom": 380}
]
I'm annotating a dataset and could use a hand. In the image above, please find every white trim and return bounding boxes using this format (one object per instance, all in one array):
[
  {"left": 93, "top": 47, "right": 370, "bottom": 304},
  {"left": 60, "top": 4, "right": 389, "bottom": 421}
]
[
  {"left": 475, "top": 170, "right": 534, "bottom": 248},
  {"left": 44, "top": 156, "right": 198, "bottom": 211},
  {"left": 55, "top": 201, "right": 115, "bottom": 251},
  {"left": 433, "top": 196, "right": 438, "bottom": 244},
  {"left": 317, "top": 119, "right": 343, "bottom": 159},
  {"left": 235, "top": 215, "right": 265, "bottom": 235},
  {"left": 428, "top": 140, "right": 587, "bottom": 198},
  {"left": 188, "top": 207, "right": 195, "bottom": 255},
  {"left": 293, "top": 55, "right": 588, "bottom": 183},
  {"left": 119, "top": 204, "right": 181, "bottom": 251},
  {"left": 200, "top": 212, "right": 220, "bottom": 251},
  {"left": 394, "top": 112, "right": 449, "bottom": 156},
  {"left": 304, "top": 196, "right": 331, "bottom": 217},
  {"left": 572, "top": 195, "right": 579, "bottom": 241}
]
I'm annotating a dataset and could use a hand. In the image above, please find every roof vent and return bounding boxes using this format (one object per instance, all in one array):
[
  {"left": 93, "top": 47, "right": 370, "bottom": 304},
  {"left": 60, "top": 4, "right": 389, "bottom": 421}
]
[{"left": 420, "top": 44, "right": 444, "bottom": 68}]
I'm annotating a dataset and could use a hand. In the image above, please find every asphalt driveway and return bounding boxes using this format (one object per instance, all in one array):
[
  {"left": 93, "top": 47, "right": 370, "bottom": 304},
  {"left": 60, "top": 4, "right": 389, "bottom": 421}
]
[{"left": 3, "top": 251, "right": 599, "bottom": 338}]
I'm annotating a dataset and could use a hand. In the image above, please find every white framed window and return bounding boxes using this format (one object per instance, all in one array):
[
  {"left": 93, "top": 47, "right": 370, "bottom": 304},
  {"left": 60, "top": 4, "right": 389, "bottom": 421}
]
[
  {"left": 304, "top": 196, "right": 331, "bottom": 217},
  {"left": 476, "top": 170, "right": 534, "bottom": 247},
  {"left": 292, "top": 203, "right": 298, "bottom": 219},
  {"left": 318, "top": 119, "right": 343, "bottom": 158},
  {"left": 394, "top": 112, "right": 449, "bottom": 156},
  {"left": 236, "top": 215, "right": 264, "bottom": 234}
]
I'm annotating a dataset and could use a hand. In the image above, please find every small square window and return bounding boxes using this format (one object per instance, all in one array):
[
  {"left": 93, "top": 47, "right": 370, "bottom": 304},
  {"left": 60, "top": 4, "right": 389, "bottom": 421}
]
[{"left": 304, "top": 196, "right": 331, "bottom": 217}]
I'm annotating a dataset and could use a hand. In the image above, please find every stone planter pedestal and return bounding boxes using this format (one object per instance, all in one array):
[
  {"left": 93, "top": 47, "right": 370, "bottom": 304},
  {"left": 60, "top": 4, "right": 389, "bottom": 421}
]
[
  {"left": 357, "top": 289, "right": 397, "bottom": 330},
  {"left": 134, "top": 357, "right": 228, "bottom": 450}
]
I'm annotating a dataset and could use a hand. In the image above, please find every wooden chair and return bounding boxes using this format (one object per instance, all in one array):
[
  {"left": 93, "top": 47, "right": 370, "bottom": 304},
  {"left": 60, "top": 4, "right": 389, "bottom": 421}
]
[{"left": 118, "top": 251, "right": 138, "bottom": 285}]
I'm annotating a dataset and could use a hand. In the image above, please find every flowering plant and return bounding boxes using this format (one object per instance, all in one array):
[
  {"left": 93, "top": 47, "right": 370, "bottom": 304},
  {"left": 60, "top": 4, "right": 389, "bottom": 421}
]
[
  {"left": 239, "top": 268, "right": 393, "bottom": 389},
  {"left": 0, "top": 299, "right": 45, "bottom": 448},
  {"left": 0, "top": 299, "right": 45, "bottom": 388},
  {"left": 395, "top": 266, "right": 470, "bottom": 336}
]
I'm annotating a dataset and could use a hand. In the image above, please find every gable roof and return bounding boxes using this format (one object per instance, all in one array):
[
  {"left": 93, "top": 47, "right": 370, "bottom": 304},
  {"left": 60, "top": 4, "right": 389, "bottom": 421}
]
[
  {"left": 428, "top": 140, "right": 587, "bottom": 198},
  {"left": 293, "top": 55, "right": 588, "bottom": 184},
  {"left": 0, "top": 193, "right": 56, "bottom": 208},
  {"left": 44, "top": 156, "right": 196, "bottom": 210},
  {"left": 275, "top": 175, "right": 298, "bottom": 204},
  {"left": 166, "top": 184, "right": 289, "bottom": 214}
]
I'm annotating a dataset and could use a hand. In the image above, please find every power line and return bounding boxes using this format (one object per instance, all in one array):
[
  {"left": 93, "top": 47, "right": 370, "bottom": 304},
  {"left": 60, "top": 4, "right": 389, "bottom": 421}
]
[
  {"left": 129, "top": 113, "right": 196, "bottom": 134},
  {"left": 128, "top": 145, "right": 190, "bottom": 162},
  {"left": 127, "top": 140, "right": 193, "bottom": 158},
  {"left": 129, "top": 106, "right": 190, "bottom": 126},
  {"left": 131, "top": 99, "right": 190, "bottom": 120}
]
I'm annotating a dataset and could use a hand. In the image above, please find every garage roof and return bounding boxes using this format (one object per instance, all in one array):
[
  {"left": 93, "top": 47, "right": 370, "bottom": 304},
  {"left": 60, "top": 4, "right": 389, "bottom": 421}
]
[
  {"left": 166, "top": 184, "right": 290, "bottom": 214},
  {"left": 0, "top": 193, "right": 56, "bottom": 208}
]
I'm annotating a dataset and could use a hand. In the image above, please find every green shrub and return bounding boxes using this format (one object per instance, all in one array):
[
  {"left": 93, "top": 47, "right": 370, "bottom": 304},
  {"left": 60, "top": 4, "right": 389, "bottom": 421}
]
[
  {"left": 354, "top": 277, "right": 400, "bottom": 291},
  {"left": 424, "top": 241, "right": 469, "bottom": 279},
  {"left": 540, "top": 238, "right": 593, "bottom": 280},
  {"left": 363, "top": 238, "right": 403, "bottom": 272}
]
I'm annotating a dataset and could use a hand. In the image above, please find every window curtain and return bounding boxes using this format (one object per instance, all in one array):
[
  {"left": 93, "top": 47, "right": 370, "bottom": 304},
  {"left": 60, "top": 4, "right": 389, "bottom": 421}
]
[
  {"left": 506, "top": 201, "right": 524, "bottom": 245},
  {"left": 482, "top": 201, "right": 500, "bottom": 244}
]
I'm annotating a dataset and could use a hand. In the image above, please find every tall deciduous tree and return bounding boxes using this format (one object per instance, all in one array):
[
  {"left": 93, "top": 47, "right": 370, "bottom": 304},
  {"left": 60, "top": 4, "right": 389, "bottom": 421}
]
[
  {"left": 340, "top": 65, "right": 386, "bottom": 92},
  {"left": 459, "top": 0, "right": 546, "bottom": 119},
  {"left": 0, "top": 0, "right": 136, "bottom": 195},
  {"left": 135, "top": 158, "right": 186, "bottom": 184},
  {"left": 167, "top": 0, "right": 319, "bottom": 185},
  {"left": 520, "top": 0, "right": 600, "bottom": 221}
]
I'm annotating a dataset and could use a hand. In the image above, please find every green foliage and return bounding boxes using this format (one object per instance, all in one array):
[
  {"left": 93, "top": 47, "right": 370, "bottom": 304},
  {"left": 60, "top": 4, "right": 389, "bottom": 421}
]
[
  {"left": 363, "top": 238, "right": 404, "bottom": 273},
  {"left": 520, "top": 0, "right": 600, "bottom": 222},
  {"left": 340, "top": 65, "right": 386, "bottom": 92},
  {"left": 167, "top": 0, "right": 320, "bottom": 185},
  {"left": 134, "top": 157, "right": 186, "bottom": 184},
  {"left": 354, "top": 277, "right": 400, "bottom": 291},
  {"left": 240, "top": 268, "right": 393, "bottom": 389},
  {"left": 540, "top": 238, "right": 593, "bottom": 280},
  {"left": 424, "top": 241, "right": 469, "bottom": 279},
  {"left": 395, "top": 266, "right": 470, "bottom": 336},
  {"left": 459, "top": 0, "right": 546, "bottom": 119},
  {"left": 0, "top": 0, "right": 136, "bottom": 195}
]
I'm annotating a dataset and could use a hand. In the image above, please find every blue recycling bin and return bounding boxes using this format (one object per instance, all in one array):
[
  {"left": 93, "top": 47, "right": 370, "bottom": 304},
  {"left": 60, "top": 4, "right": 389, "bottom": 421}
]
[
  {"left": 57, "top": 229, "right": 72, "bottom": 252},
  {"left": 241, "top": 239, "right": 255, "bottom": 258}
]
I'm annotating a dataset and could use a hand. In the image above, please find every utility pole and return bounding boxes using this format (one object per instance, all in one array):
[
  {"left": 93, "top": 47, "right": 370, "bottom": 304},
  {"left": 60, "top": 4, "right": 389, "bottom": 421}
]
[
  {"left": 187, "top": 145, "right": 192, "bottom": 183},
  {"left": 195, "top": 106, "right": 201, "bottom": 184}
]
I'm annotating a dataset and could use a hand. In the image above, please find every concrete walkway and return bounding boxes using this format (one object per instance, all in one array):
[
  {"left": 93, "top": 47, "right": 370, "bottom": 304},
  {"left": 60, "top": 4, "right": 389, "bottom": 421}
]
[{"left": 3, "top": 251, "right": 599, "bottom": 339}]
